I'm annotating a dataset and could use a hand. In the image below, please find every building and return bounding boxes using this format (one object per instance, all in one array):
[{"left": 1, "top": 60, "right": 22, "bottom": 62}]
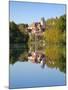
[{"left": 27, "top": 17, "right": 46, "bottom": 33}]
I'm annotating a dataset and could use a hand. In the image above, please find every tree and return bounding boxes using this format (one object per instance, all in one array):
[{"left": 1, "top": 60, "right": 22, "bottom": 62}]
[
  {"left": 9, "top": 21, "right": 29, "bottom": 44},
  {"left": 56, "top": 14, "right": 66, "bottom": 32}
]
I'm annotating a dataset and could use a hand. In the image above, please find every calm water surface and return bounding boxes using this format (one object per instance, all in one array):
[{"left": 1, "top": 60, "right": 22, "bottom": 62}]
[
  {"left": 9, "top": 44, "right": 66, "bottom": 89},
  {"left": 10, "top": 62, "right": 65, "bottom": 89}
]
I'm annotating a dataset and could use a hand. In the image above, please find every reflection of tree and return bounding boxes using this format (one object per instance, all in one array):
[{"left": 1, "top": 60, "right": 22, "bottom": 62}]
[
  {"left": 10, "top": 44, "right": 28, "bottom": 65},
  {"left": 57, "top": 55, "right": 66, "bottom": 73},
  {"left": 18, "top": 51, "right": 28, "bottom": 61},
  {"left": 45, "top": 45, "right": 66, "bottom": 73}
]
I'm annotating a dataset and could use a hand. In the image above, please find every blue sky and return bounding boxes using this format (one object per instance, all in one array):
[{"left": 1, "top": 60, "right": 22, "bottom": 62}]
[{"left": 9, "top": 1, "right": 66, "bottom": 24}]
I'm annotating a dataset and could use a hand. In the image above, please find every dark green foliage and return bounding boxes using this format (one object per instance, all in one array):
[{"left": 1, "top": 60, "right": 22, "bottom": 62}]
[
  {"left": 18, "top": 24, "right": 28, "bottom": 33},
  {"left": 9, "top": 21, "right": 29, "bottom": 44},
  {"left": 10, "top": 44, "right": 28, "bottom": 64},
  {"left": 56, "top": 14, "right": 66, "bottom": 32},
  {"left": 9, "top": 21, "right": 29, "bottom": 64}
]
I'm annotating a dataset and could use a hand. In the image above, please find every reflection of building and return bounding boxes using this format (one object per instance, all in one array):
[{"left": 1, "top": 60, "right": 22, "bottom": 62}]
[{"left": 27, "top": 17, "right": 46, "bottom": 33}]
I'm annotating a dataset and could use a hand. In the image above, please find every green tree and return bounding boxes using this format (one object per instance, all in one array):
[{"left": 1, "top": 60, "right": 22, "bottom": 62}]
[
  {"left": 56, "top": 14, "right": 66, "bottom": 32},
  {"left": 9, "top": 21, "right": 29, "bottom": 44}
]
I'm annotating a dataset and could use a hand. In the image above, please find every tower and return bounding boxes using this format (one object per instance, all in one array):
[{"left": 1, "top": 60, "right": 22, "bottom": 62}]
[
  {"left": 40, "top": 17, "right": 45, "bottom": 26},
  {"left": 40, "top": 17, "right": 46, "bottom": 31}
]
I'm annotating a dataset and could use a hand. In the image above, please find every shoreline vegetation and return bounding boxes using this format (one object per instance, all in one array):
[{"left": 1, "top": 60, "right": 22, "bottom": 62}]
[
  {"left": 10, "top": 14, "right": 66, "bottom": 73},
  {"left": 10, "top": 14, "right": 66, "bottom": 44}
]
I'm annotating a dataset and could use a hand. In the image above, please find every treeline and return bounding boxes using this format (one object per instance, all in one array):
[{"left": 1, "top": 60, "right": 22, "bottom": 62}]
[
  {"left": 43, "top": 14, "right": 66, "bottom": 44},
  {"left": 46, "top": 14, "right": 66, "bottom": 32},
  {"left": 9, "top": 21, "right": 29, "bottom": 44},
  {"left": 10, "top": 14, "right": 66, "bottom": 45}
]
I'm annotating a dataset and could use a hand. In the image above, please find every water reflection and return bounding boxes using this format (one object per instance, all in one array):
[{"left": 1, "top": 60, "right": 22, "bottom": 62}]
[
  {"left": 45, "top": 45, "right": 66, "bottom": 73},
  {"left": 10, "top": 44, "right": 28, "bottom": 64},
  {"left": 28, "top": 51, "right": 46, "bottom": 69},
  {"left": 10, "top": 43, "right": 66, "bottom": 73}
]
